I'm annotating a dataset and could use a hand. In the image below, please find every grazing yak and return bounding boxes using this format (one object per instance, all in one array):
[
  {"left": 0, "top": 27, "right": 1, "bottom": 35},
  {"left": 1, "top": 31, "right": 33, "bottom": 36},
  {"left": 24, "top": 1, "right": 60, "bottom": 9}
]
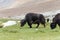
[
  {"left": 20, "top": 13, "right": 46, "bottom": 28},
  {"left": 50, "top": 13, "right": 60, "bottom": 29}
]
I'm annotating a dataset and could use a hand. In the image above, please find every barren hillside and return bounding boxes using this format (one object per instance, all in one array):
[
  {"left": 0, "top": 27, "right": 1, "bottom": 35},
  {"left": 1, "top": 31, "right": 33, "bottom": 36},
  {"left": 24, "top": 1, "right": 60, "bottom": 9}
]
[{"left": 0, "top": 0, "right": 60, "bottom": 18}]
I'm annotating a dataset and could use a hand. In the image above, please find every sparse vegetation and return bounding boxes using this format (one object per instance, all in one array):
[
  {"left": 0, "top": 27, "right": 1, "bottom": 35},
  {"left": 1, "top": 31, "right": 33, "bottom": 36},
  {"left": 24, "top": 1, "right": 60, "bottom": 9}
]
[{"left": 0, "top": 19, "right": 60, "bottom": 40}]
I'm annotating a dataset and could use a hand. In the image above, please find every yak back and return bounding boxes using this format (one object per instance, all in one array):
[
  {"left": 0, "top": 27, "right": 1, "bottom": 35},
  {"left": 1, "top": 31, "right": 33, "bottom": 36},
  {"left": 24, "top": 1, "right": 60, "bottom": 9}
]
[
  {"left": 25, "top": 13, "right": 45, "bottom": 22},
  {"left": 53, "top": 13, "right": 60, "bottom": 23}
]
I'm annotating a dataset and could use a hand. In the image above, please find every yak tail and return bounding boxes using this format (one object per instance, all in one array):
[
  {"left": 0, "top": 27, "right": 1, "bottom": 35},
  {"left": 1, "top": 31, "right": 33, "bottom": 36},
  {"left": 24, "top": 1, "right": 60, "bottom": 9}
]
[{"left": 20, "top": 19, "right": 26, "bottom": 27}]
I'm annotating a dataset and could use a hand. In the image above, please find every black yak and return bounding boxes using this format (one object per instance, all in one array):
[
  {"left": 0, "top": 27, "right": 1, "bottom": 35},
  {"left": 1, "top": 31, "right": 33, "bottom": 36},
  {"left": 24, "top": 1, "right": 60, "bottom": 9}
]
[
  {"left": 50, "top": 13, "right": 60, "bottom": 29},
  {"left": 20, "top": 13, "right": 46, "bottom": 28}
]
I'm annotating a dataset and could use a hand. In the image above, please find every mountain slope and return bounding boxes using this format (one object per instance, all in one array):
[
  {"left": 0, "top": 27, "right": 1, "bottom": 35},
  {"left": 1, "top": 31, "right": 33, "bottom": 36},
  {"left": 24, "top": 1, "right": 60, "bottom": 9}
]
[{"left": 0, "top": 0, "right": 60, "bottom": 17}]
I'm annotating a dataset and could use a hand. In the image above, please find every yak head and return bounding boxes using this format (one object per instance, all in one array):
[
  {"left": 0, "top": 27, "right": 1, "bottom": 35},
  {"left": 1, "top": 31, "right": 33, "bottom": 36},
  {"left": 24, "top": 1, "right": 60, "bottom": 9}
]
[
  {"left": 50, "top": 22, "right": 56, "bottom": 29},
  {"left": 20, "top": 19, "right": 26, "bottom": 27}
]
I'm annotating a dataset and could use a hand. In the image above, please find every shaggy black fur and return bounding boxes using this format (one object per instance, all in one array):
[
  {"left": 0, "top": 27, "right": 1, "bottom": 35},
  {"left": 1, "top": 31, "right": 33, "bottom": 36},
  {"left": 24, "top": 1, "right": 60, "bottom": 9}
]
[
  {"left": 20, "top": 13, "right": 46, "bottom": 28},
  {"left": 50, "top": 13, "right": 60, "bottom": 29}
]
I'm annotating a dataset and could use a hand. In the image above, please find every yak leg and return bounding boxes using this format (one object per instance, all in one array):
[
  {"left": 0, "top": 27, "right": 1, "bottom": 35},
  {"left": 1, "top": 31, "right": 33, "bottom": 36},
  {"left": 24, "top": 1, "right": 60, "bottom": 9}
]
[
  {"left": 36, "top": 23, "right": 39, "bottom": 28},
  {"left": 27, "top": 21, "right": 32, "bottom": 28},
  {"left": 44, "top": 23, "right": 46, "bottom": 28},
  {"left": 58, "top": 24, "right": 60, "bottom": 28},
  {"left": 41, "top": 23, "right": 46, "bottom": 28}
]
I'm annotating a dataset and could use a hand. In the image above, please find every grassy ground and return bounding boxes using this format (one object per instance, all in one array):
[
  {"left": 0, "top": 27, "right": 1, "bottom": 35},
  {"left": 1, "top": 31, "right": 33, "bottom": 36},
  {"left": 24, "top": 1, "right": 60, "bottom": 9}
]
[{"left": 0, "top": 19, "right": 60, "bottom": 40}]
